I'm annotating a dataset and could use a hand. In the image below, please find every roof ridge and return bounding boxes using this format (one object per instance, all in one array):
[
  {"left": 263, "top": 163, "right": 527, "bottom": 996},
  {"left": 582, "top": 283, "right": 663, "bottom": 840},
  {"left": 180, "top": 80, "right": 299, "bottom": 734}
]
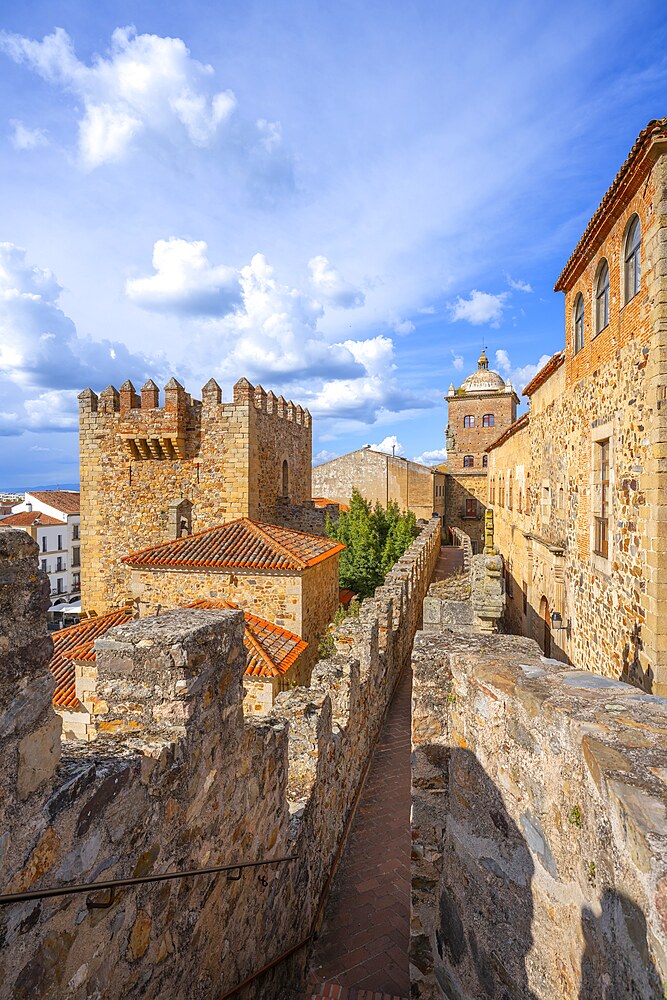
[
  {"left": 246, "top": 519, "right": 307, "bottom": 569},
  {"left": 121, "top": 519, "right": 246, "bottom": 564}
]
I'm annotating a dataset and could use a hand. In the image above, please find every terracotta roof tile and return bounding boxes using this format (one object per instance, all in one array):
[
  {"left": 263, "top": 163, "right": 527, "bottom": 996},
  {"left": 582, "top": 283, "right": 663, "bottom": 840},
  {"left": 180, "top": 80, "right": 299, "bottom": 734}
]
[
  {"left": 486, "top": 412, "right": 530, "bottom": 453},
  {"left": 1, "top": 511, "right": 63, "bottom": 527},
  {"left": 184, "top": 600, "right": 308, "bottom": 678},
  {"left": 51, "top": 608, "right": 133, "bottom": 709},
  {"left": 312, "top": 497, "right": 350, "bottom": 512},
  {"left": 27, "top": 490, "right": 80, "bottom": 514},
  {"left": 522, "top": 351, "right": 565, "bottom": 398},
  {"left": 338, "top": 588, "right": 358, "bottom": 608},
  {"left": 555, "top": 119, "right": 667, "bottom": 291},
  {"left": 121, "top": 517, "right": 345, "bottom": 571}
]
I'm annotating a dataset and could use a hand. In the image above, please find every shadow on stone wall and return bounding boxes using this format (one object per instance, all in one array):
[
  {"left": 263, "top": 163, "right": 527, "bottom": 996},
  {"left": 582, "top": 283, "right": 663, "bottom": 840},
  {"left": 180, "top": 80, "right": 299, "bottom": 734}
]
[{"left": 579, "top": 890, "right": 663, "bottom": 999}]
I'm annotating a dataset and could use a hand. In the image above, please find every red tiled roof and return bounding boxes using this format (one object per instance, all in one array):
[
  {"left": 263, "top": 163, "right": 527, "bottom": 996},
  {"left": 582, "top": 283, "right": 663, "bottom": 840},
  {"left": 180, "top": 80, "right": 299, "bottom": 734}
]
[
  {"left": 121, "top": 517, "right": 345, "bottom": 571},
  {"left": 1, "top": 511, "right": 63, "bottom": 527},
  {"left": 522, "top": 352, "right": 565, "bottom": 398},
  {"left": 27, "top": 490, "right": 80, "bottom": 514},
  {"left": 312, "top": 497, "right": 350, "bottom": 513},
  {"left": 338, "top": 588, "right": 358, "bottom": 608},
  {"left": 50, "top": 608, "right": 133, "bottom": 709},
  {"left": 555, "top": 119, "right": 667, "bottom": 291},
  {"left": 184, "top": 600, "right": 307, "bottom": 678},
  {"left": 486, "top": 413, "right": 530, "bottom": 453}
]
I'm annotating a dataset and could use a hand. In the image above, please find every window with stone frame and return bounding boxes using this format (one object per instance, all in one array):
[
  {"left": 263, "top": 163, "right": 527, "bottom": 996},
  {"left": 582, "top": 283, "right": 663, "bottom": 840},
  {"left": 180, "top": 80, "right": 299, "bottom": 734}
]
[
  {"left": 489, "top": 476, "right": 495, "bottom": 504},
  {"left": 482, "top": 413, "right": 494, "bottom": 427},
  {"left": 593, "top": 439, "right": 610, "bottom": 558},
  {"left": 498, "top": 478, "right": 504, "bottom": 507},
  {"left": 623, "top": 215, "right": 641, "bottom": 304},
  {"left": 540, "top": 484, "right": 551, "bottom": 523},
  {"left": 508, "top": 475, "right": 513, "bottom": 510},
  {"left": 595, "top": 259, "right": 610, "bottom": 334},
  {"left": 482, "top": 454, "right": 488, "bottom": 468},
  {"left": 573, "top": 293, "right": 585, "bottom": 354},
  {"left": 282, "top": 459, "right": 289, "bottom": 497},
  {"left": 463, "top": 455, "right": 474, "bottom": 468},
  {"left": 463, "top": 415, "right": 475, "bottom": 428},
  {"left": 465, "top": 498, "right": 477, "bottom": 519},
  {"left": 518, "top": 488, "right": 523, "bottom": 514}
]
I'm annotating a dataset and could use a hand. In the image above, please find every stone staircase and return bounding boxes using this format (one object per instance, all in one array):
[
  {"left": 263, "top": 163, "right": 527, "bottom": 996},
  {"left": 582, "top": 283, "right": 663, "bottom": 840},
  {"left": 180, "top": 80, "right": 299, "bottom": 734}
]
[{"left": 279, "top": 983, "right": 408, "bottom": 999}]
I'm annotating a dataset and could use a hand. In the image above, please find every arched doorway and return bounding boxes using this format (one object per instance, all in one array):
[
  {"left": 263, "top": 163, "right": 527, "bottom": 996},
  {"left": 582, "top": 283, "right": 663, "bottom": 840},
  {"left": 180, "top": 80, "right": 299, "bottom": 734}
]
[{"left": 539, "top": 596, "right": 551, "bottom": 657}]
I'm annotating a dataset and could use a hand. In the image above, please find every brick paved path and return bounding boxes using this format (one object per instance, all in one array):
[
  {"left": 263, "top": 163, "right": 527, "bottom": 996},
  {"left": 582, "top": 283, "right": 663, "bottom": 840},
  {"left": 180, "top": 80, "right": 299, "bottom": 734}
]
[
  {"left": 308, "top": 666, "right": 412, "bottom": 998},
  {"left": 432, "top": 544, "right": 464, "bottom": 581}
]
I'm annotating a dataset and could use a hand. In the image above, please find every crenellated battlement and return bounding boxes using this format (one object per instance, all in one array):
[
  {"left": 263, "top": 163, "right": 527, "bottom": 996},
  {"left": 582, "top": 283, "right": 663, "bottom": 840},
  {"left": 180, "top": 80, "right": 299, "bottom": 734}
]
[
  {"left": 79, "top": 375, "right": 314, "bottom": 613},
  {"left": 79, "top": 376, "right": 311, "bottom": 464}
]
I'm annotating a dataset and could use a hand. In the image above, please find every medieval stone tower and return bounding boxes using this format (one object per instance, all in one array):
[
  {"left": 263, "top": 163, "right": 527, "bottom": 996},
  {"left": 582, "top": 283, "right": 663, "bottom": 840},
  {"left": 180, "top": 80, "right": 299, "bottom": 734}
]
[
  {"left": 444, "top": 350, "right": 518, "bottom": 550},
  {"left": 79, "top": 376, "right": 312, "bottom": 613}
]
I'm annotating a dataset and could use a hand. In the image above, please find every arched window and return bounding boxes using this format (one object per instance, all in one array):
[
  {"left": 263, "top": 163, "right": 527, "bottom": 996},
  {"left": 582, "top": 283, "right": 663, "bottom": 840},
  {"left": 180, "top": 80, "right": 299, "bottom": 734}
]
[
  {"left": 483, "top": 414, "right": 494, "bottom": 428},
  {"left": 624, "top": 215, "right": 641, "bottom": 303},
  {"left": 282, "top": 459, "right": 289, "bottom": 497},
  {"left": 595, "top": 260, "right": 609, "bottom": 334},
  {"left": 463, "top": 455, "right": 474, "bottom": 468},
  {"left": 573, "top": 293, "right": 584, "bottom": 354},
  {"left": 463, "top": 415, "right": 475, "bottom": 428},
  {"left": 482, "top": 454, "right": 488, "bottom": 468}
]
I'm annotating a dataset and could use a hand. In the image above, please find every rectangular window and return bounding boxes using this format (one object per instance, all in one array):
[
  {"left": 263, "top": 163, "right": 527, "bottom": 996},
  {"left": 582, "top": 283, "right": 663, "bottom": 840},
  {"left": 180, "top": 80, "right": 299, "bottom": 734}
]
[
  {"left": 72, "top": 573, "right": 80, "bottom": 590},
  {"left": 56, "top": 578, "right": 63, "bottom": 594},
  {"left": 594, "top": 439, "right": 610, "bottom": 558},
  {"left": 41, "top": 536, "right": 47, "bottom": 553},
  {"left": 464, "top": 415, "right": 475, "bottom": 428},
  {"left": 463, "top": 455, "right": 474, "bottom": 468},
  {"left": 483, "top": 414, "right": 494, "bottom": 427},
  {"left": 57, "top": 534, "right": 63, "bottom": 550},
  {"left": 72, "top": 547, "right": 80, "bottom": 567},
  {"left": 72, "top": 523, "right": 79, "bottom": 540},
  {"left": 56, "top": 557, "right": 63, "bottom": 573},
  {"left": 41, "top": 559, "right": 47, "bottom": 573},
  {"left": 465, "top": 498, "right": 477, "bottom": 518}
]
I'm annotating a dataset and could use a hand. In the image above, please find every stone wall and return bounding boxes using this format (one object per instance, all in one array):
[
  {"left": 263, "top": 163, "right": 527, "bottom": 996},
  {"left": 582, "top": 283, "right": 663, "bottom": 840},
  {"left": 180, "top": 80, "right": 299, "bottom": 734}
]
[
  {"left": 411, "top": 627, "right": 667, "bottom": 999},
  {"left": 79, "top": 377, "right": 312, "bottom": 615},
  {"left": 312, "top": 448, "right": 446, "bottom": 522},
  {"left": 130, "top": 552, "right": 340, "bottom": 678},
  {"left": 444, "top": 474, "right": 486, "bottom": 551},
  {"left": 423, "top": 531, "right": 504, "bottom": 635},
  {"left": 0, "top": 516, "right": 441, "bottom": 999},
  {"left": 487, "top": 144, "right": 667, "bottom": 696}
]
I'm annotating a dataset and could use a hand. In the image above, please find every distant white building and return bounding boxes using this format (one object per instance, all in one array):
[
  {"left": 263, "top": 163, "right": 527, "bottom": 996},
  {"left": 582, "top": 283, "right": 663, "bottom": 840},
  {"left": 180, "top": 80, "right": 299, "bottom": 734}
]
[{"left": 4, "top": 491, "right": 81, "bottom": 626}]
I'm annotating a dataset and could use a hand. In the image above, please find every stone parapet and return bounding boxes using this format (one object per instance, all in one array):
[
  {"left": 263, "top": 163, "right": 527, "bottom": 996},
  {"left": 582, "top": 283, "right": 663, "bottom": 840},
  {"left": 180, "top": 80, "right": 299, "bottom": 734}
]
[
  {"left": 0, "top": 515, "right": 441, "bottom": 999},
  {"left": 411, "top": 627, "right": 667, "bottom": 999}
]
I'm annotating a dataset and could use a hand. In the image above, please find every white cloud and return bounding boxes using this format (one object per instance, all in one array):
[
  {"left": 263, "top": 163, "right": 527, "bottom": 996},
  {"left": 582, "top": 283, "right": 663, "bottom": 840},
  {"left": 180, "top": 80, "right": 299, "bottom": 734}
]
[
  {"left": 308, "top": 255, "right": 365, "bottom": 309},
  {"left": 0, "top": 26, "right": 237, "bottom": 168},
  {"left": 506, "top": 275, "right": 533, "bottom": 293},
  {"left": 256, "top": 118, "right": 283, "bottom": 152},
  {"left": 413, "top": 447, "right": 448, "bottom": 465},
  {"left": 418, "top": 305, "right": 436, "bottom": 315},
  {"left": 24, "top": 389, "right": 79, "bottom": 431},
  {"left": 0, "top": 241, "right": 161, "bottom": 403},
  {"left": 312, "top": 449, "right": 339, "bottom": 466},
  {"left": 449, "top": 289, "right": 509, "bottom": 327},
  {"left": 369, "top": 434, "right": 404, "bottom": 456},
  {"left": 451, "top": 351, "right": 464, "bottom": 371},
  {"left": 9, "top": 119, "right": 48, "bottom": 150},
  {"left": 0, "top": 410, "right": 20, "bottom": 436},
  {"left": 494, "top": 348, "right": 552, "bottom": 393},
  {"left": 391, "top": 317, "right": 415, "bottom": 335},
  {"left": 126, "top": 238, "right": 241, "bottom": 315}
]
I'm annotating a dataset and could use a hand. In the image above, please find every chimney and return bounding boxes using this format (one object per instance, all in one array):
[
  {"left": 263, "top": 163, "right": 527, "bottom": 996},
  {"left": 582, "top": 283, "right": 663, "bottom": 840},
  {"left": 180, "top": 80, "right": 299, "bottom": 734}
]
[{"left": 25, "top": 502, "right": 32, "bottom": 513}]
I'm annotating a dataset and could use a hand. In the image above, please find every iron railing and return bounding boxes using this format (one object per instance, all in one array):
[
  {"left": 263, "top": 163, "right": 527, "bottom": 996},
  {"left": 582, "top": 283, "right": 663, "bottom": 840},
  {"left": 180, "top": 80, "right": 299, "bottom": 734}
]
[{"left": 0, "top": 855, "right": 297, "bottom": 910}]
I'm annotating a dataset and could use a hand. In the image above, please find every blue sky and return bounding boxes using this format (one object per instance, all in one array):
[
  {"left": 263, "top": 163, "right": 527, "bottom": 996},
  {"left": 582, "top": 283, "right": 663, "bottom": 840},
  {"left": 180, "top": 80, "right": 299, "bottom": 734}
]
[{"left": 0, "top": 0, "right": 666, "bottom": 487}]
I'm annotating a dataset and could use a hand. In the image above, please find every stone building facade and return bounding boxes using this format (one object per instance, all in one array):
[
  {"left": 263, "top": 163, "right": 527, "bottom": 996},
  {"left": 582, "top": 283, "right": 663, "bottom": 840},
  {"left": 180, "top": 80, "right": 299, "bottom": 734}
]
[
  {"left": 444, "top": 350, "right": 518, "bottom": 550},
  {"left": 487, "top": 118, "right": 667, "bottom": 696},
  {"left": 312, "top": 447, "right": 446, "bottom": 522},
  {"left": 122, "top": 517, "right": 343, "bottom": 680},
  {"left": 79, "top": 376, "right": 313, "bottom": 614}
]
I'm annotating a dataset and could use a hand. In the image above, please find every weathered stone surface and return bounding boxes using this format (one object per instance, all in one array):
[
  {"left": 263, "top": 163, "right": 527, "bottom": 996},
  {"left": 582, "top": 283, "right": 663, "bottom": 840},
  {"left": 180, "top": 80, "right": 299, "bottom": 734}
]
[
  {"left": 0, "top": 513, "right": 441, "bottom": 999},
  {"left": 411, "top": 627, "right": 667, "bottom": 999}
]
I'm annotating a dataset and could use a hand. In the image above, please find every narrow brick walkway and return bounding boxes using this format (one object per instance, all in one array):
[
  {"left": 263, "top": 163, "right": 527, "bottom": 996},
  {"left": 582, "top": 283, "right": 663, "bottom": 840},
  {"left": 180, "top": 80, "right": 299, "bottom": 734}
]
[
  {"left": 432, "top": 544, "right": 464, "bottom": 581},
  {"left": 308, "top": 667, "right": 412, "bottom": 998}
]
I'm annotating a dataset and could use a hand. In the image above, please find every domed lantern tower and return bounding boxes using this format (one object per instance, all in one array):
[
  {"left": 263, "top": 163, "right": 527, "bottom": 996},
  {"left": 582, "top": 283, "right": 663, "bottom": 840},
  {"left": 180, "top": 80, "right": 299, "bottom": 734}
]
[{"left": 444, "top": 349, "right": 519, "bottom": 550}]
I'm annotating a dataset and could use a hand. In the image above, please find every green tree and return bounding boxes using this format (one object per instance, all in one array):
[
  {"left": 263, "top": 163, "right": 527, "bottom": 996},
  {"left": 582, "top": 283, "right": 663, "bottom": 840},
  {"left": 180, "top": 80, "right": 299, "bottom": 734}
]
[{"left": 327, "top": 490, "right": 419, "bottom": 599}]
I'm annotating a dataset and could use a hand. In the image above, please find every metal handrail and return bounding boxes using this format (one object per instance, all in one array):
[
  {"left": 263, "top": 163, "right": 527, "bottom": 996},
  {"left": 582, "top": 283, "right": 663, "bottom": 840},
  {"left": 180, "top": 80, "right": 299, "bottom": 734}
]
[{"left": 0, "top": 855, "right": 297, "bottom": 909}]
